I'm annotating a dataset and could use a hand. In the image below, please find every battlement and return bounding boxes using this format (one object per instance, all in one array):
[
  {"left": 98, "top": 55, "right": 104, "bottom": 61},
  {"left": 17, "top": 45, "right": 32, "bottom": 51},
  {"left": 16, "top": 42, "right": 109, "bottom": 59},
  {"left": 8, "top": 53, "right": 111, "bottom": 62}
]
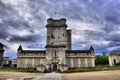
[{"left": 46, "top": 18, "right": 67, "bottom": 27}]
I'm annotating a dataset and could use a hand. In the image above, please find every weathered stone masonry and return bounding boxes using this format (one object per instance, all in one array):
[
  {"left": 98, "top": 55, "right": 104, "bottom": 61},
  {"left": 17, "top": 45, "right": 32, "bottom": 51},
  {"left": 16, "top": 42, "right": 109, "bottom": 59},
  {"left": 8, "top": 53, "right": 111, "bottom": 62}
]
[{"left": 17, "top": 18, "right": 95, "bottom": 72}]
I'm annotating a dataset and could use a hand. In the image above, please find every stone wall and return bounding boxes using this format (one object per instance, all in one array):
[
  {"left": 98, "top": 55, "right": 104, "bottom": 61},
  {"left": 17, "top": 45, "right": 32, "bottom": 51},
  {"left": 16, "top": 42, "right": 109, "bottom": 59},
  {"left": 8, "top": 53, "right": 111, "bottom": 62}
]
[
  {"left": 17, "top": 57, "right": 46, "bottom": 68},
  {"left": 66, "top": 57, "right": 94, "bottom": 68},
  {"left": 109, "top": 55, "right": 120, "bottom": 66}
]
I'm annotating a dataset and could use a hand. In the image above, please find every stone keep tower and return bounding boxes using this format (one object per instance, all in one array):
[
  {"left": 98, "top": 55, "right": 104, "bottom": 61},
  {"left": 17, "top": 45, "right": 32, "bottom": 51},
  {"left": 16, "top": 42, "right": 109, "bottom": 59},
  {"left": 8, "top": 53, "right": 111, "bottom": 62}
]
[
  {"left": 0, "top": 43, "right": 4, "bottom": 67},
  {"left": 45, "top": 18, "right": 71, "bottom": 70}
]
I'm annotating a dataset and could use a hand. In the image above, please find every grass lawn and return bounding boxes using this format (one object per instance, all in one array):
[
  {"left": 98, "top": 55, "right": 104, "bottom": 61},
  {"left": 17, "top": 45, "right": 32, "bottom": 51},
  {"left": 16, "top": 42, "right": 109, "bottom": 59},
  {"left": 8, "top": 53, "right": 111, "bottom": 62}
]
[
  {"left": 63, "top": 67, "right": 120, "bottom": 73},
  {"left": 0, "top": 68, "right": 40, "bottom": 73},
  {"left": 0, "top": 67, "right": 120, "bottom": 73}
]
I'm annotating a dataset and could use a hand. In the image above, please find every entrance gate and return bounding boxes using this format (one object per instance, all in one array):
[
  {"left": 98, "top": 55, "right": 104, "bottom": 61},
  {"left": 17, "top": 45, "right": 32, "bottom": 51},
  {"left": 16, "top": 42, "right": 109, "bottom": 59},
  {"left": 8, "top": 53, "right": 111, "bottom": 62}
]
[{"left": 53, "top": 63, "right": 57, "bottom": 71}]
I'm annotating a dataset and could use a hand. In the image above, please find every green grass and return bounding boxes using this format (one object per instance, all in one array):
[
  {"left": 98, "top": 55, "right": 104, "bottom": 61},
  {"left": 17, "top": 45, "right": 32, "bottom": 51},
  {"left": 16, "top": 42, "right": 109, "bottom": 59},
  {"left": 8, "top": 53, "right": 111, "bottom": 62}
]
[
  {"left": 62, "top": 67, "right": 120, "bottom": 73},
  {"left": 0, "top": 67, "right": 120, "bottom": 73},
  {"left": 0, "top": 69, "right": 41, "bottom": 73}
]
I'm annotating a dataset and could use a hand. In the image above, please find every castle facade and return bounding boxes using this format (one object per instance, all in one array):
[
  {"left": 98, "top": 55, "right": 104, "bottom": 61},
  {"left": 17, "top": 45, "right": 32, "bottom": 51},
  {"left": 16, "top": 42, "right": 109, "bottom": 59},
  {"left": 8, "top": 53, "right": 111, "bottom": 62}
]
[{"left": 17, "top": 18, "right": 95, "bottom": 72}]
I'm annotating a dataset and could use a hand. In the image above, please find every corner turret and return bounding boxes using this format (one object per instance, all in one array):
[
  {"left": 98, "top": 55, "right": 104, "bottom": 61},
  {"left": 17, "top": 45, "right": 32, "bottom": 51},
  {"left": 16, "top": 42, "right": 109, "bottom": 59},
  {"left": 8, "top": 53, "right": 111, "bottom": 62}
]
[
  {"left": 90, "top": 46, "right": 94, "bottom": 50},
  {"left": 17, "top": 45, "right": 23, "bottom": 54},
  {"left": 89, "top": 46, "right": 94, "bottom": 55}
]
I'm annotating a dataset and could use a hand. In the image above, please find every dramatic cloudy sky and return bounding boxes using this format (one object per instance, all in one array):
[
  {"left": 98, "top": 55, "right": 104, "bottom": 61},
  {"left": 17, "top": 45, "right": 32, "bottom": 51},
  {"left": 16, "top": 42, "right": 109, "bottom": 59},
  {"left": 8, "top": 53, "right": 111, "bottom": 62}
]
[{"left": 0, "top": 0, "right": 120, "bottom": 58}]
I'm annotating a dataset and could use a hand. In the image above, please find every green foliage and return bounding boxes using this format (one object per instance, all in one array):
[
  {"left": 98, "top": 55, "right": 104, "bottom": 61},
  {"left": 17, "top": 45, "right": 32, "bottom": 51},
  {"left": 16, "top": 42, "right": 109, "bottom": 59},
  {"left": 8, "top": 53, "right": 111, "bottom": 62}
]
[{"left": 95, "top": 52, "right": 109, "bottom": 65}]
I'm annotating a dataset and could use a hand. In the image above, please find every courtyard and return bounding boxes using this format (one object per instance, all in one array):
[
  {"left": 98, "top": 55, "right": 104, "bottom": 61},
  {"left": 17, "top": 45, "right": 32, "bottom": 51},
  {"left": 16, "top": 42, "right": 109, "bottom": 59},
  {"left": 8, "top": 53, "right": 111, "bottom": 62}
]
[{"left": 0, "top": 70, "right": 120, "bottom": 80}]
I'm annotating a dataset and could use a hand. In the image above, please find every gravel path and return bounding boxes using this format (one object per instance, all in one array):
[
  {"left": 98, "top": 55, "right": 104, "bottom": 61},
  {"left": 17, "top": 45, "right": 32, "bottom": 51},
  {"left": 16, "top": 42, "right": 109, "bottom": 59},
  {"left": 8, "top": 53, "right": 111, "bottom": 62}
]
[
  {"left": 0, "top": 70, "right": 120, "bottom": 80},
  {"left": 61, "top": 70, "right": 120, "bottom": 80},
  {"left": 6, "top": 72, "right": 62, "bottom": 80}
]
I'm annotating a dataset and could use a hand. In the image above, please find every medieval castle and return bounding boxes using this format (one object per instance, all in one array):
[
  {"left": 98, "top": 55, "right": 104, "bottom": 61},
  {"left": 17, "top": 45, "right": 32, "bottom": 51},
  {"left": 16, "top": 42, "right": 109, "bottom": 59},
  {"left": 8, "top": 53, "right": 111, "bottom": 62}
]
[{"left": 17, "top": 18, "right": 95, "bottom": 72}]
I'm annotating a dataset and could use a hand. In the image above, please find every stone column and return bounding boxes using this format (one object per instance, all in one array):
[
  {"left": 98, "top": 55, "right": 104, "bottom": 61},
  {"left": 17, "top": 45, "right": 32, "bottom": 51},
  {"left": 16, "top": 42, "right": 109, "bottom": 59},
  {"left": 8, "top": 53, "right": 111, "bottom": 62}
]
[
  {"left": 85, "top": 58, "right": 88, "bottom": 67},
  {"left": 108, "top": 55, "right": 113, "bottom": 66},
  {"left": 40, "top": 59, "right": 41, "bottom": 64},
  {"left": 92, "top": 58, "right": 95, "bottom": 67},
  {"left": 32, "top": 59, "right": 35, "bottom": 68},
  {"left": 25, "top": 59, "right": 27, "bottom": 68},
  {"left": 71, "top": 58, "right": 73, "bottom": 68},
  {"left": 78, "top": 58, "right": 81, "bottom": 67}
]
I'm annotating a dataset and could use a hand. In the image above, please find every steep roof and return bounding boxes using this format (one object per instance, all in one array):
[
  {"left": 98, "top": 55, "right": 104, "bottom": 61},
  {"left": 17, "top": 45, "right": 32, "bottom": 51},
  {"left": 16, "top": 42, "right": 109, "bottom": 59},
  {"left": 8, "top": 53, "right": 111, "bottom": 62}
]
[
  {"left": 66, "top": 50, "right": 90, "bottom": 53},
  {"left": 22, "top": 50, "right": 45, "bottom": 53},
  {"left": 18, "top": 45, "right": 22, "bottom": 50},
  {"left": 0, "top": 42, "right": 3, "bottom": 46},
  {"left": 90, "top": 46, "right": 94, "bottom": 50}
]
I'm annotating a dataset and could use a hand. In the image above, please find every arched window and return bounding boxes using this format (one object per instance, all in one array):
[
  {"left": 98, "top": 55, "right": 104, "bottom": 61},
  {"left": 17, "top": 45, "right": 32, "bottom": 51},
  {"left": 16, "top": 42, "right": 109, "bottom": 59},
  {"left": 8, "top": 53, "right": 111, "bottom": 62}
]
[{"left": 113, "top": 59, "right": 116, "bottom": 65}]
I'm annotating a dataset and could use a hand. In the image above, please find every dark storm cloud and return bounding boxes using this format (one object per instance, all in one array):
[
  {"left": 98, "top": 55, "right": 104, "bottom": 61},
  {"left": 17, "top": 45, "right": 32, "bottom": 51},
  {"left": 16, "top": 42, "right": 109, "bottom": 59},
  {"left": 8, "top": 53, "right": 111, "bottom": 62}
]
[
  {"left": 27, "top": 43, "right": 45, "bottom": 49},
  {"left": 83, "top": 30, "right": 105, "bottom": 40},
  {"left": 9, "top": 35, "right": 36, "bottom": 42},
  {"left": 8, "top": 33, "right": 44, "bottom": 43},
  {"left": 0, "top": 0, "right": 120, "bottom": 58},
  {"left": 105, "top": 15, "right": 120, "bottom": 24}
]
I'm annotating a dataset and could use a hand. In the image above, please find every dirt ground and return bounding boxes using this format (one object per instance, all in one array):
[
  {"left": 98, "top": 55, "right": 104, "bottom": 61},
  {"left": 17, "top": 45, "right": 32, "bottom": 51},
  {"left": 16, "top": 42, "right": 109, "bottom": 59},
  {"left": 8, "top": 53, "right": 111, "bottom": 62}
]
[
  {"left": 0, "top": 72, "right": 43, "bottom": 80},
  {"left": 0, "top": 70, "right": 120, "bottom": 80},
  {"left": 61, "top": 70, "right": 120, "bottom": 80}
]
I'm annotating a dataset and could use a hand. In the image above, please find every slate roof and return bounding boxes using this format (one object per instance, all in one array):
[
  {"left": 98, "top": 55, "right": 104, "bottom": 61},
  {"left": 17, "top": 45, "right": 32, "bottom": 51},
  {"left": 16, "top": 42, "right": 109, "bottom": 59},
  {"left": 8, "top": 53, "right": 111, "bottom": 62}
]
[
  {"left": 90, "top": 46, "right": 94, "bottom": 50},
  {"left": 45, "top": 45, "right": 66, "bottom": 48},
  {"left": 61, "top": 64, "right": 68, "bottom": 67},
  {"left": 0, "top": 42, "right": 3, "bottom": 46},
  {"left": 37, "top": 64, "right": 44, "bottom": 67},
  {"left": 66, "top": 50, "right": 91, "bottom": 53},
  {"left": 22, "top": 50, "right": 46, "bottom": 53},
  {"left": 18, "top": 45, "right": 22, "bottom": 50}
]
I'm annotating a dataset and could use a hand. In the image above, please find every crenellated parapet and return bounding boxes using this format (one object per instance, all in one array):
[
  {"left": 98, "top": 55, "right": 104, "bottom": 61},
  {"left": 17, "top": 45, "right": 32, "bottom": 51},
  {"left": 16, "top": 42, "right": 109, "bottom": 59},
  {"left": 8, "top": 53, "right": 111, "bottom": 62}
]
[{"left": 46, "top": 18, "right": 67, "bottom": 27}]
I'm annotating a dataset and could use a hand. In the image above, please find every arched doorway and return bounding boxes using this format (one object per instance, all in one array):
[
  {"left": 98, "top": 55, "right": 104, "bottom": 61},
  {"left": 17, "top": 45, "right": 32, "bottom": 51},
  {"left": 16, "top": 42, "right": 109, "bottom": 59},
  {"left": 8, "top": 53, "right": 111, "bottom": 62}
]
[
  {"left": 53, "top": 63, "right": 57, "bottom": 71},
  {"left": 113, "top": 59, "right": 116, "bottom": 65}
]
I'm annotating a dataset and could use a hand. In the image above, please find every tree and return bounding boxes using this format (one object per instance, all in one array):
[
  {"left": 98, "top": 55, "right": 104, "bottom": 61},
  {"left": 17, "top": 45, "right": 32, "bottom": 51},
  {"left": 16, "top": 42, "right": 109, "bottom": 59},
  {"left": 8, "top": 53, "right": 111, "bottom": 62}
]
[{"left": 95, "top": 52, "right": 109, "bottom": 65}]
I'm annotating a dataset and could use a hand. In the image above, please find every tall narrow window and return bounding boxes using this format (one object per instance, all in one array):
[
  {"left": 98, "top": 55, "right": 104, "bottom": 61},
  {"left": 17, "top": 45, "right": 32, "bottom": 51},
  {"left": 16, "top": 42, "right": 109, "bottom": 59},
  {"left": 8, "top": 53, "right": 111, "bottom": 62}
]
[
  {"left": 113, "top": 59, "right": 116, "bottom": 65},
  {"left": 51, "top": 35, "right": 54, "bottom": 38}
]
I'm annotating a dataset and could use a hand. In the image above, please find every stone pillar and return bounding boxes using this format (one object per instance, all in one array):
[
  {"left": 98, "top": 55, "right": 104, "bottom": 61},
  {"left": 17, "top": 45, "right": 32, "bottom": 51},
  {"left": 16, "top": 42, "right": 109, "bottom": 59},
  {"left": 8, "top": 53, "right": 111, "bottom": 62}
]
[
  {"left": 71, "top": 59, "right": 73, "bottom": 68},
  {"left": 92, "top": 58, "right": 95, "bottom": 67},
  {"left": 32, "top": 59, "right": 35, "bottom": 68},
  {"left": 78, "top": 58, "right": 81, "bottom": 67},
  {"left": 25, "top": 59, "right": 27, "bottom": 68},
  {"left": 85, "top": 58, "right": 88, "bottom": 67},
  {"left": 40, "top": 59, "right": 41, "bottom": 64},
  {"left": 108, "top": 55, "right": 113, "bottom": 66}
]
